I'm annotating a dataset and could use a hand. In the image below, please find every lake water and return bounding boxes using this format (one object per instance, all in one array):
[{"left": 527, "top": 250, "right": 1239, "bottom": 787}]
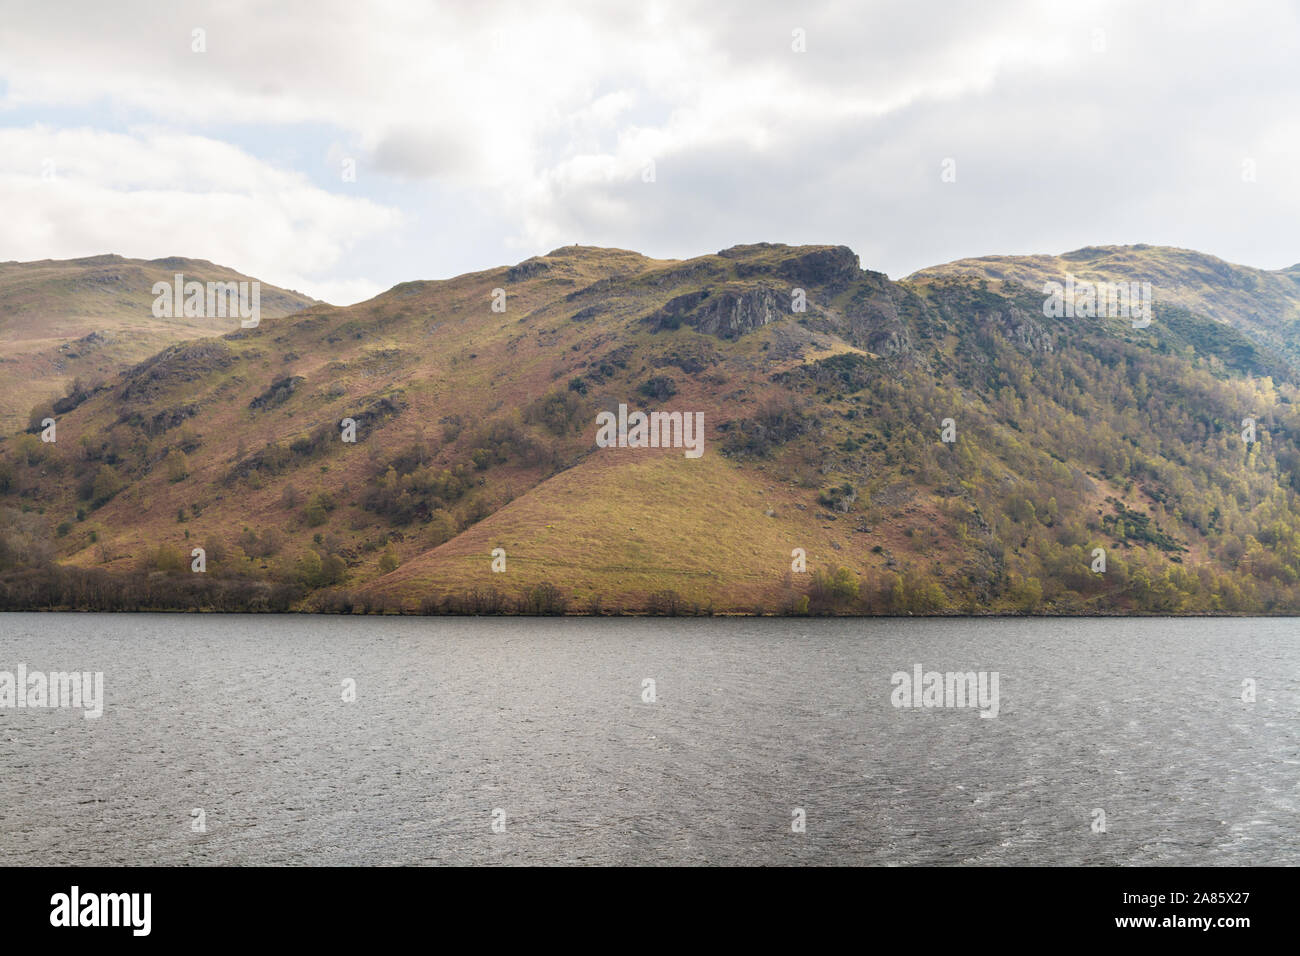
[{"left": 0, "top": 614, "right": 1295, "bottom": 865}]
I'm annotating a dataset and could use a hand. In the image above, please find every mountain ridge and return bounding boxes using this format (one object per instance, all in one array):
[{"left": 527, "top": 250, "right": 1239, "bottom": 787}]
[
  {"left": 4, "top": 240, "right": 1300, "bottom": 615},
  {"left": 908, "top": 243, "right": 1300, "bottom": 370}
]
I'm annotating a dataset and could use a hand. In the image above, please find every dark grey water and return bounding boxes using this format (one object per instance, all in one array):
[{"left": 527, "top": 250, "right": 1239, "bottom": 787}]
[{"left": 0, "top": 614, "right": 1295, "bottom": 865}]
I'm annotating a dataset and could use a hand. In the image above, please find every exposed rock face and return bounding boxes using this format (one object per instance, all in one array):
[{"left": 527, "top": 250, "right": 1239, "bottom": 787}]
[
  {"left": 841, "top": 282, "right": 912, "bottom": 356},
  {"left": 644, "top": 286, "right": 783, "bottom": 339},
  {"left": 507, "top": 257, "right": 551, "bottom": 282},
  {"left": 776, "top": 246, "right": 861, "bottom": 289},
  {"left": 694, "top": 287, "right": 782, "bottom": 338},
  {"left": 642, "top": 289, "right": 708, "bottom": 332},
  {"left": 864, "top": 327, "right": 911, "bottom": 355},
  {"left": 638, "top": 246, "right": 895, "bottom": 346},
  {"left": 997, "top": 307, "right": 1054, "bottom": 352},
  {"left": 726, "top": 244, "right": 861, "bottom": 290}
]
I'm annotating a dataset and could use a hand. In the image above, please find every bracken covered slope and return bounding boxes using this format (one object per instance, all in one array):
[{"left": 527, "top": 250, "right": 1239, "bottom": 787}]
[{"left": 3, "top": 242, "right": 1300, "bottom": 615}]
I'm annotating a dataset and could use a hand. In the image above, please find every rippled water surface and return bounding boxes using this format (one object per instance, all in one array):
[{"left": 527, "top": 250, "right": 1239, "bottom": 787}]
[{"left": 0, "top": 614, "right": 1295, "bottom": 865}]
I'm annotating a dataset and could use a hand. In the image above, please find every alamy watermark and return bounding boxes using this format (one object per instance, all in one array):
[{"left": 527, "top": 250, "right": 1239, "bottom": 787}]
[
  {"left": 595, "top": 403, "right": 705, "bottom": 458},
  {"left": 152, "top": 274, "right": 261, "bottom": 328},
  {"left": 0, "top": 664, "right": 103, "bottom": 718},
  {"left": 890, "top": 664, "right": 1000, "bottom": 718},
  {"left": 1043, "top": 274, "right": 1151, "bottom": 328},
  {"left": 50, "top": 886, "right": 150, "bottom": 936}
]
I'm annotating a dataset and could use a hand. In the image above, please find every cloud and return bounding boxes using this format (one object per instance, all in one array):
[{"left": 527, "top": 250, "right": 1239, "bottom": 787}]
[
  {"left": 1, "top": 0, "right": 1298, "bottom": 294},
  {"left": 0, "top": 126, "right": 399, "bottom": 302}
]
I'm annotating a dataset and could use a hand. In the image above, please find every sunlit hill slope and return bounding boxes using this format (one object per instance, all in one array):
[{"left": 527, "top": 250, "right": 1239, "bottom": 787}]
[
  {"left": 0, "top": 254, "right": 317, "bottom": 433},
  {"left": 4, "top": 242, "right": 1300, "bottom": 615}
]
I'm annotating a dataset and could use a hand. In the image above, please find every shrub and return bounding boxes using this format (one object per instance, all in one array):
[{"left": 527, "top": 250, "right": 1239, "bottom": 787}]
[
  {"left": 524, "top": 390, "right": 583, "bottom": 435},
  {"left": 809, "top": 566, "right": 860, "bottom": 611},
  {"left": 164, "top": 449, "right": 189, "bottom": 482},
  {"left": 647, "top": 590, "right": 684, "bottom": 615},
  {"left": 90, "top": 466, "right": 124, "bottom": 507},
  {"left": 637, "top": 376, "right": 677, "bottom": 401}
]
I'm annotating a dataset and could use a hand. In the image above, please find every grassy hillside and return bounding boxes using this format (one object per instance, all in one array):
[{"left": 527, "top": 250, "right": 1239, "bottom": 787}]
[
  {"left": 4, "top": 242, "right": 1300, "bottom": 615},
  {"left": 0, "top": 254, "right": 317, "bottom": 432},
  {"left": 910, "top": 244, "right": 1300, "bottom": 370}
]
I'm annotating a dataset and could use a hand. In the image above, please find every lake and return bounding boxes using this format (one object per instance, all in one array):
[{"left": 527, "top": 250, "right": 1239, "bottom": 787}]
[{"left": 0, "top": 614, "right": 1295, "bottom": 865}]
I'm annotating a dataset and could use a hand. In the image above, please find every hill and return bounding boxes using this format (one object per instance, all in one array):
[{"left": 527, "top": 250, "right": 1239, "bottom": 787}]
[
  {"left": 3, "top": 242, "right": 1300, "bottom": 615},
  {"left": 0, "top": 255, "right": 318, "bottom": 432},
  {"left": 910, "top": 244, "right": 1300, "bottom": 371}
]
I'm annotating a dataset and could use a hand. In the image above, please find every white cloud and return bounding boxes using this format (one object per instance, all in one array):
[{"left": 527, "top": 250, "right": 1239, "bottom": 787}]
[
  {"left": 0, "top": 126, "right": 399, "bottom": 303},
  {"left": 1, "top": 0, "right": 1299, "bottom": 290}
]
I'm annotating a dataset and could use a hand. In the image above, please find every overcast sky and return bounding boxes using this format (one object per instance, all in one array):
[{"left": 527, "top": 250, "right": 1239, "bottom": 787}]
[{"left": 2, "top": 0, "right": 1298, "bottom": 304}]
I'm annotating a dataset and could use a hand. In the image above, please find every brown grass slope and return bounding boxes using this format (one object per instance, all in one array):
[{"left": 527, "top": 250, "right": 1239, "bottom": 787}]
[
  {"left": 6, "top": 241, "right": 1300, "bottom": 615},
  {"left": 0, "top": 254, "right": 318, "bottom": 432}
]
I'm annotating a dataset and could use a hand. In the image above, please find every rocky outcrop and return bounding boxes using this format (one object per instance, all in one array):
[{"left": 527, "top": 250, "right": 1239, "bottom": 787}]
[
  {"left": 722, "top": 243, "right": 861, "bottom": 290},
  {"left": 693, "top": 287, "right": 783, "bottom": 338},
  {"left": 840, "top": 282, "right": 912, "bottom": 356},
  {"left": 775, "top": 246, "right": 861, "bottom": 289},
  {"left": 59, "top": 330, "right": 111, "bottom": 359},
  {"left": 644, "top": 285, "right": 784, "bottom": 339},
  {"left": 507, "top": 257, "right": 552, "bottom": 282},
  {"left": 249, "top": 375, "right": 305, "bottom": 411},
  {"left": 119, "top": 340, "right": 236, "bottom": 405},
  {"left": 996, "top": 306, "right": 1055, "bottom": 353}
]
